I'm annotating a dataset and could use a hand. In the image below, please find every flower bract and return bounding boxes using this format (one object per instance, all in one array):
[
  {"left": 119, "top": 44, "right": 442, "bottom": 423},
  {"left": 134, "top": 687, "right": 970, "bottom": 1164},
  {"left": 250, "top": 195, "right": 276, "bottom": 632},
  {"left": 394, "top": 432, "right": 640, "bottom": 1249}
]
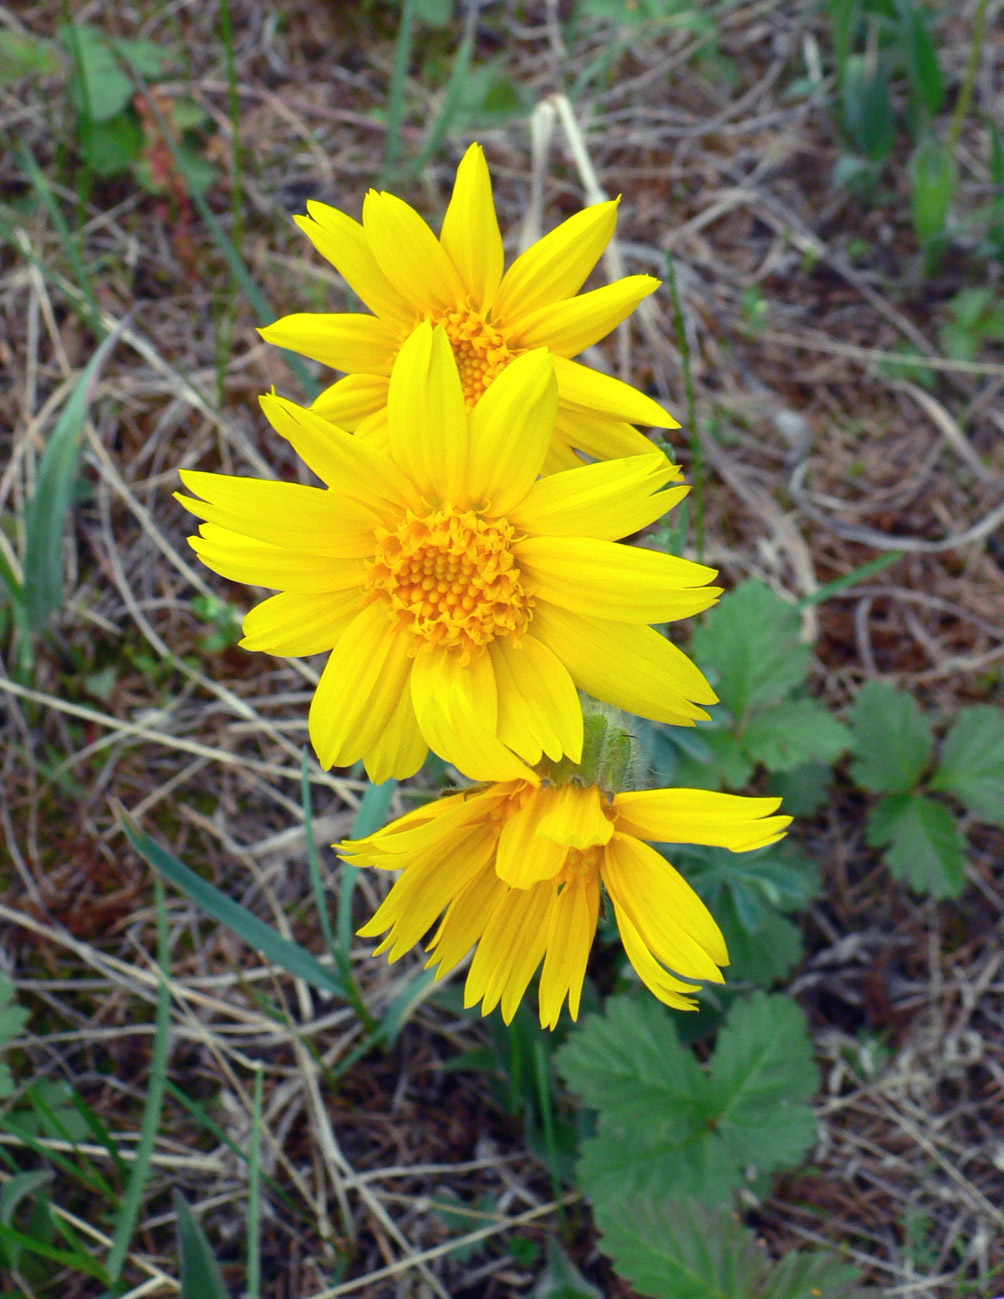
[
  {"left": 341, "top": 781, "right": 791, "bottom": 1028},
  {"left": 260, "top": 143, "right": 676, "bottom": 472},
  {"left": 177, "top": 324, "right": 719, "bottom": 783}
]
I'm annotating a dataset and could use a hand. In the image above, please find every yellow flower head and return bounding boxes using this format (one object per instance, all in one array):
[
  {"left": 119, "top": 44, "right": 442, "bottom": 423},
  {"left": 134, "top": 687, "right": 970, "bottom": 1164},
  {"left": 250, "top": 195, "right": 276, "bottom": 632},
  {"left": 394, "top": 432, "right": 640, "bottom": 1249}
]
[
  {"left": 177, "top": 325, "right": 719, "bottom": 783},
  {"left": 259, "top": 143, "right": 676, "bottom": 472},
  {"left": 341, "top": 781, "right": 791, "bottom": 1029}
]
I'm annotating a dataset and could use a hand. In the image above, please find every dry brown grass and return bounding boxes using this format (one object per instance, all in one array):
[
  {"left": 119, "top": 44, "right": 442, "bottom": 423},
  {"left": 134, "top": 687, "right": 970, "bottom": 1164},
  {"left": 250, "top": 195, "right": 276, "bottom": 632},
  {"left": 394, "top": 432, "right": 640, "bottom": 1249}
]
[{"left": 1, "top": 0, "right": 1003, "bottom": 1294}]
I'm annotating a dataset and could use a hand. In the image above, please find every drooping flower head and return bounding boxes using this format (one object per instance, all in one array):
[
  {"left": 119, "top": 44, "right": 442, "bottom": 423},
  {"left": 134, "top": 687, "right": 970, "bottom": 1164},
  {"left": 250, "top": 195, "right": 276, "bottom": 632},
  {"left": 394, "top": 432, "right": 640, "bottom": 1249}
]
[
  {"left": 341, "top": 777, "right": 790, "bottom": 1029},
  {"left": 259, "top": 143, "right": 675, "bottom": 472},
  {"left": 177, "top": 325, "right": 719, "bottom": 783}
]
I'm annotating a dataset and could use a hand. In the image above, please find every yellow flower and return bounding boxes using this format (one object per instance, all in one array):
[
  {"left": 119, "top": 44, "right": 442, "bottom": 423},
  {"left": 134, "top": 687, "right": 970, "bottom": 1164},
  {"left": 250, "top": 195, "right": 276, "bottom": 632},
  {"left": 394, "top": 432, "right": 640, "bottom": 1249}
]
[
  {"left": 177, "top": 325, "right": 719, "bottom": 783},
  {"left": 341, "top": 781, "right": 791, "bottom": 1028},
  {"left": 259, "top": 143, "right": 676, "bottom": 473}
]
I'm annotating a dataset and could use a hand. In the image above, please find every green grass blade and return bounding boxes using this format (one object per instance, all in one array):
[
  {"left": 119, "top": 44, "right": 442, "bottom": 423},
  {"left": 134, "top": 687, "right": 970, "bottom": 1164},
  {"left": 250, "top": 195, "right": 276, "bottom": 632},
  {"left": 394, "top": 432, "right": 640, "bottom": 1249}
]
[
  {"left": 382, "top": 0, "right": 417, "bottom": 184},
  {"left": 0, "top": 1220, "right": 107, "bottom": 1280},
  {"left": 175, "top": 1192, "right": 228, "bottom": 1299},
  {"left": 22, "top": 321, "right": 125, "bottom": 635},
  {"left": 119, "top": 57, "right": 318, "bottom": 402},
  {"left": 246, "top": 1065, "right": 262, "bottom": 1299},
  {"left": 408, "top": 28, "right": 476, "bottom": 179},
  {"left": 337, "top": 779, "right": 397, "bottom": 960},
  {"left": 797, "top": 550, "right": 904, "bottom": 607},
  {"left": 119, "top": 807, "right": 348, "bottom": 998},
  {"left": 18, "top": 148, "right": 99, "bottom": 330},
  {"left": 106, "top": 876, "right": 171, "bottom": 1282}
]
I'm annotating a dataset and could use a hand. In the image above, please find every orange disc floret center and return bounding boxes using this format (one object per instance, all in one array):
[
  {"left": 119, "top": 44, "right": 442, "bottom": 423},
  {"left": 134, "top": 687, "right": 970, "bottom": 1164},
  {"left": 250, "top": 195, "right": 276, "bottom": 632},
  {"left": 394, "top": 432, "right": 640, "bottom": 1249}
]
[
  {"left": 365, "top": 506, "right": 533, "bottom": 660},
  {"left": 435, "top": 307, "right": 514, "bottom": 408},
  {"left": 558, "top": 845, "right": 604, "bottom": 887}
]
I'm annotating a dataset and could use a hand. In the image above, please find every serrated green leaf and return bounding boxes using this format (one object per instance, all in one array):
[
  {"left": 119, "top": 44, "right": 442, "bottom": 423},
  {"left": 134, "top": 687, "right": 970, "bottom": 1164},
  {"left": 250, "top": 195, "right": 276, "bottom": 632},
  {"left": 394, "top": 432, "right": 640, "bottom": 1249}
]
[
  {"left": 717, "top": 900, "right": 804, "bottom": 988},
  {"left": 867, "top": 794, "right": 966, "bottom": 898},
  {"left": 559, "top": 994, "right": 817, "bottom": 1206},
  {"left": 673, "top": 728, "right": 754, "bottom": 791},
  {"left": 769, "top": 762, "right": 833, "bottom": 816},
  {"left": 744, "top": 700, "right": 850, "bottom": 773},
  {"left": 555, "top": 997, "right": 704, "bottom": 1118},
  {"left": 595, "top": 1197, "right": 765, "bottom": 1299},
  {"left": 692, "top": 581, "right": 809, "bottom": 720},
  {"left": 595, "top": 1195, "right": 877, "bottom": 1299},
  {"left": 849, "top": 681, "right": 932, "bottom": 794},
  {"left": 930, "top": 705, "right": 1004, "bottom": 827},
  {"left": 175, "top": 1193, "right": 228, "bottom": 1299},
  {"left": 705, "top": 992, "right": 818, "bottom": 1173}
]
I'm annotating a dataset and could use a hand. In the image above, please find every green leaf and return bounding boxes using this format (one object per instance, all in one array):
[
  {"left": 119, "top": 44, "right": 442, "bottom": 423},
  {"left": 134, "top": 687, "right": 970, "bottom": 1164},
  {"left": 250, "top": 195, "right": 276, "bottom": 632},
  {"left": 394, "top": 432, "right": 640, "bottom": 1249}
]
[
  {"left": 908, "top": 134, "right": 955, "bottom": 250},
  {"left": 79, "top": 111, "right": 143, "bottom": 177},
  {"left": 896, "top": 0, "right": 943, "bottom": 114},
  {"left": 692, "top": 581, "right": 809, "bottom": 720},
  {"left": 60, "top": 24, "right": 134, "bottom": 122},
  {"left": 930, "top": 705, "right": 1004, "bottom": 827},
  {"left": 672, "top": 728, "right": 754, "bottom": 791},
  {"left": 21, "top": 326, "right": 123, "bottom": 636},
  {"left": 867, "top": 794, "right": 966, "bottom": 898},
  {"left": 595, "top": 1196, "right": 876, "bottom": 1299},
  {"left": 558, "top": 993, "right": 817, "bottom": 1206},
  {"left": 840, "top": 54, "right": 894, "bottom": 160},
  {"left": 716, "top": 899, "right": 804, "bottom": 988},
  {"left": 414, "top": 0, "right": 452, "bottom": 23},
  {"left": 0, "top": 31, "right": 62, "bottom": 86},
  {"left": 849, "top": 681, "right": 932, "bottom": 794},
  {"left": 119, "top": 810, "right": 348, "bottom": 998},
  {"left": 175, "top": 1193, "right": 229, "bottom": 1299},
  {"left": 744, "top": 700, "right": 850, "bottom": 773},
  {"left": 768, "top": 762, "right": 833, "bottom": 816},
  {"left": 532, "top": 1238, "right": 604, "bottom": 1299}
]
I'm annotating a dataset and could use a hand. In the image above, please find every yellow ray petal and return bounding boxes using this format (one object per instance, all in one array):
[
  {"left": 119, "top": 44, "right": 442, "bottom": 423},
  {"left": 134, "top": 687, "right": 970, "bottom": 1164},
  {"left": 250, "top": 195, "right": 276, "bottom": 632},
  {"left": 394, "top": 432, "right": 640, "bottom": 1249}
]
[
  {"left": 538, "top": 783, "right": 613, "bottom": 850},
  {"left": 508, "top": 454, "right": 684, "bottom": 542},
  {"left": 490, "top": 634, "right": 583, "bottom": 765},
  {"left": 362, "top": 829, "right": 494, "bottom": 958},
  {"left": 510, "top": 276, "right": 660, "bottom": 357},
  {"left": 296, "top": 202, "right": 414, "bottom": 329},
  {"left": 426, "top": 862, "right": 506, "bottom": 977},
  {"left": 362, "top": 189, "right": 467, "bottom": 313},
  {"left": 553, "top": 355, "right": 678, "bottom": 429},
  {"left": 177, "top": 471, "right": 381, "bottom": 557},
  {"left": 311, "top": 374, "right": 390, "bottom": 429},
  {"left": 494, "top": 790, "right": 568, "bottom": 888},
  {"left": 613, "top": 905, "right": 701, "bottom": 1011},
  {"left": 539, "top": 877, "right": 599, "bottom": 1027},
  {"left": 439, "top": 143, "right": 504, "bottom": 309},
  {"left": 499, "top": 884, "right": 553, "bottom": 1024},
  {"left": 466, "top": 349, "right": 556, "bottom": 516},
  {"left": 258, "top": 312, "right": 399, "bottom": 372},
  {"left": 541, "top": 440, "right": 585, "bottom": 475},
  {"left": 240, "top": 589, "right": 361, "bottom": 656},
  {"left": 492, "top": 200, "right": 618, "bottom": 322},
  {"left": 189, "top": 525, "right": 366, "bottom": 593},
  {"left": 360, "top": 685, "right": 429, "bottom": 783},
  {"left": 308, "top": 604, "right": 414, "bottom": 770},
  {"left": 410, "top": 645, "right": 532, "bottom": 782},
  {"left": 387, "top": 322, "right": 467, "bottom": 504},
  {"left": 516, "top": 536, "right": 721, "bottom": 623},
  {"left": 603, "top": 834, "right": 727, "bottom": 976},
  {"left": 612, "top": 789, "right": 791, "bottom": 851},
  {"left": 552, "top": 407, "right": 667, "bottom": 462},
  {"left": 530, "top": 601, "right": 717, "bottom": 725},
  {"left": 260, "top": 392, "right": 413, "bottom": 512}
]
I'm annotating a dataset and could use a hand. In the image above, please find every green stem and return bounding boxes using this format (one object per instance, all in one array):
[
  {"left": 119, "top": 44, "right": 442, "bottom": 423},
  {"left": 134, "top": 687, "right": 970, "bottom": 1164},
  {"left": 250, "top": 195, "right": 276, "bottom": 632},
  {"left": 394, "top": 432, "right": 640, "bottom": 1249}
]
[
  {"left": 946, "top": 0, "right": 987, "bottom": 154},
  {"left": 665, "top": 254, "right": 703, "bottom": 562}
]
